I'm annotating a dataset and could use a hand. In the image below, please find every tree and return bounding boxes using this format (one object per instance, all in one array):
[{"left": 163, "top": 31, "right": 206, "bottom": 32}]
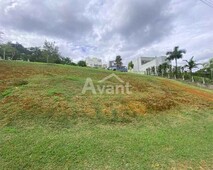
[
  {"left": 184, "top": 56, "right": 200, "bottom": 82},
  {"left": 157, "top": 62, "right": 170, "bottom": 77},
  {"left": 78, "top": 60, "right": 87, "bottom": 67},
  {"left": 0, "top": 44, "right": 6, "bottom": 59},
  {"left": 157, "top": 64, "right": 163, "bottom": 76},
  {"left": 60, "top": 57, "right": 71, "bottom": 65},
  {"left": 184, "top": 56, "right": 200, "bottom": 74},
  {"left": 151, "top": 66, "right": 155, "bottom": 75},
  {"left": 28, "top": 47, "right": 45, "bottom": 62},
  {"left": 128, "top": 61, "right": 134, "bottom": 69},
  {"left": 9, "top": 42, "right": 31, "bottom": 60},
  {"left": 115, "top": 55, "right": 122, "bottom": 67},
  {"left": 166, "top": 46, "right": 186, "bottom": 76},
  {"left": 0, "top": 43, "right": 17, "bottom": 60},
  {"left": 203, "top": 58, "right": 213, "bottom": 69},
  {"left": 43, "top": 40, "right": 60, "bottom": 63},
  {"left": 204, "top": 58, "right": 213, "bottom": 79},
  {"left": 162, "top": 62, "right": 170, "bottom": 76}
]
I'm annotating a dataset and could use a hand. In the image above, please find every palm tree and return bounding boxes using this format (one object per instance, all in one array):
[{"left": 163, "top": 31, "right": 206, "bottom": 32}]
[
  {"left": 166, "top": 46, "right": 186, "bottom": 77},
  {"left": 205, "top": 58, "right": 213, "bottom": 80},
  {"left": 203, "top": 58, "right": 213, "bottom": 69},
  {"left": 184, "top": 56, "right": 200, "bottom": 82},
  {"left": 184, "top": 56, "right": 199, "bottom": 74}
]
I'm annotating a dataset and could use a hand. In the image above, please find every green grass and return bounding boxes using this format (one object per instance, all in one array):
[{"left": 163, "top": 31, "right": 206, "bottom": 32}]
[
  {"left": 0, "top": 109, "right": 213, "bottom": 169},
  {"left": 0, "top": 61, "right": 213, "bottom": 169}
]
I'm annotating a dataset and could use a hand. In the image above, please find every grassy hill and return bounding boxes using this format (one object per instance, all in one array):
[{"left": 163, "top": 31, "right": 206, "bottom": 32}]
[{"left": 0, "top": 61, "right": 213, "bottom": 169}]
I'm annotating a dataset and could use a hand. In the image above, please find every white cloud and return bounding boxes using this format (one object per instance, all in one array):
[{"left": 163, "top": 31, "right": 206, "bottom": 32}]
[{"left": 0, "top": 0, "right": 212, "bottom": 65}]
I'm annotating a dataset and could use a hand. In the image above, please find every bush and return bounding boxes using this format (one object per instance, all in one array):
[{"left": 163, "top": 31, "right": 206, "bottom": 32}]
[{"left": 78, "top": 60, "right": 87, "bottom": 67}]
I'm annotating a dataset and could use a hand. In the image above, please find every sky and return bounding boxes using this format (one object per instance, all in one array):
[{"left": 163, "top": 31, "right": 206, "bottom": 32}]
[{"left": 0, "top": 0, "right": 213, "bottom": 65}]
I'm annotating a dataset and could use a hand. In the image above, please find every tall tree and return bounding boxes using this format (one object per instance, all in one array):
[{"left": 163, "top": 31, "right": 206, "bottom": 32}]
[
  {"left": 166, "top": 46, "right": 186, "bottom": 76},
  {"left": 0, "top": 43, "right": 17, "bottom": 60},
  {"left": 43, "top": 41, "right": 60, "bottom": 63},
  {"left": 115, "top": 55, "right": 122, "bottom": 67}
]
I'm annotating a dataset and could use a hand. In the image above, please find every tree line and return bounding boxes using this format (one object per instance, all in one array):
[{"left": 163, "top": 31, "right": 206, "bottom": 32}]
[
  {"left": 0, "top": 41, "right": 87, "bottom": 67},
  {"left": 160, "top": 46, "right": 212, "bottom": 82}
]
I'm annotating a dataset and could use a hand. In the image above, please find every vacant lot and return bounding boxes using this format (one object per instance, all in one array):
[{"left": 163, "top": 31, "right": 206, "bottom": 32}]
[{"left": 0, "top": 61, "right": 213, "bottom": 169}]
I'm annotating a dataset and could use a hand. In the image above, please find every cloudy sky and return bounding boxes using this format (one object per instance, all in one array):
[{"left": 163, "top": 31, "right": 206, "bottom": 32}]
[{"left": 0, "top": 0, "right": 212, "bottom": 65}]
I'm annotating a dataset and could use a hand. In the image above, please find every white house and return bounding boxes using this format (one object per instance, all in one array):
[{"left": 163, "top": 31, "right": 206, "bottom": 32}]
[
  {"left": 132, "top": 56, "right": 169, "bottom": 74},
  {"left": 86, "top": 57, "right": 102, "bottom": 68}
]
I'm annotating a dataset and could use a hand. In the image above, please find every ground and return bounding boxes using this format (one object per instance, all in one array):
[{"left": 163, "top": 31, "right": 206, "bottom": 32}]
[{"left": 0, "top": 61, "right": 213, "bottom": 169}]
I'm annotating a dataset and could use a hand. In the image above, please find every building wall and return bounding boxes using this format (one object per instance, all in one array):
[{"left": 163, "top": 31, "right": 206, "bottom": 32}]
[
  {"left": 132, "top": 57, "right": 155, "bottom": 73},
  {"left": 109, "top": 60, "right": 116, "bottom": 67},
  {"left": 86, "top": 57, "right": 102, "bottom": 67},
  {"left": 132, "top": 56, "right": 169, "bottom": 74}
]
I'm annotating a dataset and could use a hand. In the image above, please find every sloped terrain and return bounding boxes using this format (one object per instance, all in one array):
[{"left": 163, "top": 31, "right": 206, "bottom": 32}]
[
  {"left": 0, "top": 61, "right": 213, "bottom": 169},
  {"left": 0, "top": 61, "right": 212, "bottom": 123}
]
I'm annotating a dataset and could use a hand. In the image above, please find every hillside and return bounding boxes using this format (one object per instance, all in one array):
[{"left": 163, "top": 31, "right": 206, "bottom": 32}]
[
  {"left": 0, "top": 61, "right": 213, "bottom": 169},
  {"left": 0, "top": 61, "right": 212, "bottom": 121}
]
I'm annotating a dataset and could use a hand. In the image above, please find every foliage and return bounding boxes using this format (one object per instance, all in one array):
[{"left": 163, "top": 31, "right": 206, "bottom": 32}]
[
  {"left": 115, "top": 55, "right": 122, "bottom": 67},
  {"left": 128, "top": 61, "right": 134, "bottom": 69},
  {"left": 60, "top": 57, "right": 76, "bottom": 65},
  {"left": 0, "top": 43, "right": 17, "bottom": 60},
  {"left": 194, "top": 58, "right": 213, "bottom": 79},
  {"left": 0, "top": 41, "right": 82, "bottom": 65},
  {"left": 157, "top": 62, "right": 171, "bottom": 76},
  {"left": 184, "top": 56, "right": 200, "bottom": 74},
  {"left": 42, "top": 40, "right": 61, "bottom": 63},
  {"left": 78, "top": 60, "right": 87, "bottom": 67},
  {"left": 28, "top": 47, "right": 44, "bottom": 62},
  {"left": 203, "top": 58, "right": 213, "bottom": 69},
  {"left": 166, "top": 46, "right": 186, "bottom": 76}
]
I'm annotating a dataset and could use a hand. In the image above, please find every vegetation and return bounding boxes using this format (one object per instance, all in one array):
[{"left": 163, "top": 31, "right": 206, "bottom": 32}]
[
  {"left": 77, "top": 60, "right": 87, "bottom": 67},
  {"left": 42, "top": 41, "right": 60, "bottom": 63},
  {"left": 128, "top": 61, "right": 134, "bottom": 69},
  {"left": 184, "top": 56, "right": 200, "bottom": 74},
  {"left": 144, "top": 46, "right": 212, "bottom": 85},
  {"left": 115, "top": 55, "right": 123, "bottom": 67},
  {"left": 166, "top": 46, "right": 186, "bottom": 77},
  {"left": 0, "top": 41, "right": 81, "bottom": 66},
  {"left": 0, "top": 61, "right": 213, "bottom": 169},
  {"left": 157, "top": 62, "right": 170, "bottom": 77},
  {"left": 195, "top": 58, "right": 213, "bottom": 79},
  {"left": 204, "top": 58, "right": 213, "bottom": 68}
]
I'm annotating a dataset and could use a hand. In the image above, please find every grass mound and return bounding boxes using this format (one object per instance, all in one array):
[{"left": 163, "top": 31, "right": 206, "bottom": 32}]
[
  {"left": 0, "top": 61, "right": 212, "bottom": 124},
  {"left": 0, "top": 61, "right": 213, "bottom": 169}
]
